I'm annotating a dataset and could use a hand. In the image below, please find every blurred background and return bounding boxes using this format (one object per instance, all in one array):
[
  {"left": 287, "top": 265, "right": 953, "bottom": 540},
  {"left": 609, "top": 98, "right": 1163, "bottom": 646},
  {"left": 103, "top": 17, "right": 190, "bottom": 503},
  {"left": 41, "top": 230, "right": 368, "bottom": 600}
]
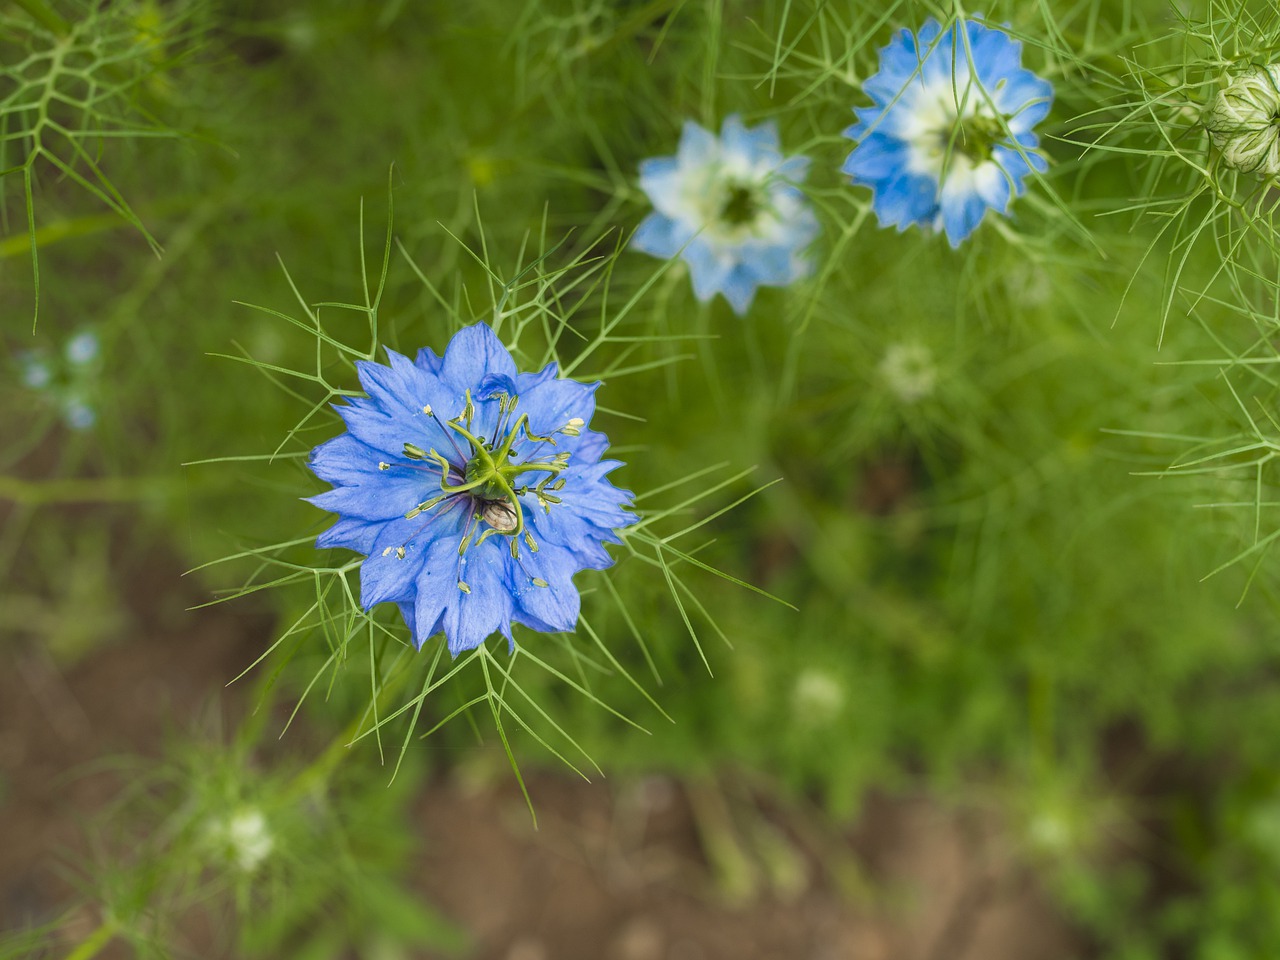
[{"left": 5, "top": 1, "right": 1280, "bottom": 958}]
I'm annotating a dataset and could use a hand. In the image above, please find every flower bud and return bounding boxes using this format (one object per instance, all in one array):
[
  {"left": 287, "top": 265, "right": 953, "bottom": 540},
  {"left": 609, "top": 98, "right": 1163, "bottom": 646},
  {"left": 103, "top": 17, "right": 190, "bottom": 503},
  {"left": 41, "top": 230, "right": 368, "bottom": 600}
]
[{"left": 1205, "top": 64, "right": 1280, "bottom": 176}]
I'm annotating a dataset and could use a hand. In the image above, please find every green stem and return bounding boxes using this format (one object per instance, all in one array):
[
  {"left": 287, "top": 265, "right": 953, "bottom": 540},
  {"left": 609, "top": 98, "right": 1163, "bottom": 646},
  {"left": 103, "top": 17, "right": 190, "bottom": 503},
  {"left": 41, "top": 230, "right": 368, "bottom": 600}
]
[
  {"left": 61, "top": 919, "right": 117, "bottom": 960},
  {"left": 11, "top": 0, "right": 70, "bottom": 36},
  {"left": 277, "top": 663, "right": 418, "bottom": 805}
]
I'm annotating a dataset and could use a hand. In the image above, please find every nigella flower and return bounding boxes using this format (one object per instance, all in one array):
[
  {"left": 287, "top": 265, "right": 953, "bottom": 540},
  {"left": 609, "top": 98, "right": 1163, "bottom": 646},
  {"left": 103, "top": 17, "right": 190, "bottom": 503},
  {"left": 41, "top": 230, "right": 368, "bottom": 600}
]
[
  {"left": 843, "top": 18, "right": 1053, "bottom": 247},
  {"left": 307, "top": 323, "right": 636, "bottom": 655},
  {"left": 1204, "top": 64, "right": 1280, "bottom": 176},
  {"left": 632, "top": 115, "right": 818, "bottom": 315}
]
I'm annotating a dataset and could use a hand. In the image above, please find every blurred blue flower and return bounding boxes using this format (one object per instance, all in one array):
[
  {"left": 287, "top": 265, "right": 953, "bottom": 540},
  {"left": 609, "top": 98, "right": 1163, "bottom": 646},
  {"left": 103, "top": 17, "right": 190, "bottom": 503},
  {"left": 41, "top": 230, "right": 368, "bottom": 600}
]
[
  {"left": 842, "top": 18, "right": 1053, "bottom": 247},
  {"left": 63, "top": 397, "right": 97, "bottom": 430},
  {"left": 632, "top": 115, "right": 818, "bottom": 315},
  {"left": 65, "top": 330, "right": 100, "bottom": 366},
  {"left": 18, "top": 354, "right": 53, "bottom": 390},
  {"left": 308, "top": 323, "right": 636, "bottom": 655}
]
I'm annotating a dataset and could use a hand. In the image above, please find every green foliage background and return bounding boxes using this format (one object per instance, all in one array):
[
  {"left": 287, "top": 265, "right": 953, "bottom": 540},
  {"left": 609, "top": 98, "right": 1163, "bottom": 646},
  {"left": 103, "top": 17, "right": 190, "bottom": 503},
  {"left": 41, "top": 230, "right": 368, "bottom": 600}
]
[{"left": 6, "top": 0, "right": 1280, "bottom": 957}]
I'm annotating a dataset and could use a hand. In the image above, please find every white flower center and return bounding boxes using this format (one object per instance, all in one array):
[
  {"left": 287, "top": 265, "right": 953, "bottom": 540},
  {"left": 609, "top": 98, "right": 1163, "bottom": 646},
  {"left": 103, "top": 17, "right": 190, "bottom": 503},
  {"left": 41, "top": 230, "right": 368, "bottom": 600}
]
[{"left": 899, "top": 69, "right": 1006, "bottom": 189}]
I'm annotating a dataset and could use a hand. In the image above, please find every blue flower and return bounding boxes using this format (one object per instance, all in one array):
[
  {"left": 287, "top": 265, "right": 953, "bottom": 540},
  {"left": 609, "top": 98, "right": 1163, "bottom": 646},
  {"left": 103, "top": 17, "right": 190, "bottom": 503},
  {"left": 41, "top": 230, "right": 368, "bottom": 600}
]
[
  {"left": 307, "top": 323, "right": 636, "bottom": 655},
  {"left": 632, "top": 115, "right": 819, "bottom": 315},
  {"left": 842, "top": 18, "right": 1053, "bottom": 247}
]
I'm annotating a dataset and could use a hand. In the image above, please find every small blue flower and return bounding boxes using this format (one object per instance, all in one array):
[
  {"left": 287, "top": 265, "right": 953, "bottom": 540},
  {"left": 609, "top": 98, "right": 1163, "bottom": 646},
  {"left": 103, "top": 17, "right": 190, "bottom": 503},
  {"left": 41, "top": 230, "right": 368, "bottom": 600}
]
[
  {"left": 65, "top": 331, "right": 100, "bottom": 367},
  {"left": 632, "top": 115, "right": 819, "bottom": 315},
  {"left": 842, "top": 18, "right": 1053, "bottom": 247},
  {"left": 63, "top": 397, "right": 96, "bottom": 431},
  {"left": 18, "top": 353, "right": 52, "bottom": 390},
  {"left": 307, "top": 323, "right": 636, "bottom": 655}
]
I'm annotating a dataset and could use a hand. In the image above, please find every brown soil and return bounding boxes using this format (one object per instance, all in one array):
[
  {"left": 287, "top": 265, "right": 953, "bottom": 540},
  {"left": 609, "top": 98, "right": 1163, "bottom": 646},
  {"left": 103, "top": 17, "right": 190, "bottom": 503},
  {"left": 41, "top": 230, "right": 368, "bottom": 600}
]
[
  {"left": 415, "top": 775, "right": 1078, "bottom": 960},
  {"left": 0, "top": 546, "right": 1082, "bottom": 960}
]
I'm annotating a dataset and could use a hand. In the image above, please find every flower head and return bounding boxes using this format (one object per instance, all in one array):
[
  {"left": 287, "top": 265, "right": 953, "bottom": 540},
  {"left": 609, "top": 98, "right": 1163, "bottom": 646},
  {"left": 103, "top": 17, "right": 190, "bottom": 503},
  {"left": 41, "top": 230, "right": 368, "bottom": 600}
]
[
  {"left": 65, "top": 331, "right": 100, "bottom": 367},
  {"left": 879, "top": 342, "right": 937, "bottom": 404},
  {"left": 843, "top": 18, "right": 1053, "bottom": 247},
  {"left": 307, "top": 323, "right": 635, "bottom": 655},
  {"left": 632, "top": 115, "right": 819, "bottom": 314},
  {"left": 15, "top": 329, "right": 101, "bottom": 431},
  {"left": 1205, "top": 64, "right": 1280, "bottom": 176},
  {"left": 210, "top": 806, "right": 274, "bottom": 873}
]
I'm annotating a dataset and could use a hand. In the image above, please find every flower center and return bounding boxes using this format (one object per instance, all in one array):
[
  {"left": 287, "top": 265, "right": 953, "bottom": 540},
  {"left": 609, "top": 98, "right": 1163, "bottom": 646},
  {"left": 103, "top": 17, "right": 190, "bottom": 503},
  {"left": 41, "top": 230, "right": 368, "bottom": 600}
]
[
  {"left": 387, "top": 389, "right": 585, "bottom": 592},
  {"left": 718, "top": 182, "right": 759, "bottom": 226},
  {"left": 938, "top": 113, "right": 1003, "bottom": 164}
]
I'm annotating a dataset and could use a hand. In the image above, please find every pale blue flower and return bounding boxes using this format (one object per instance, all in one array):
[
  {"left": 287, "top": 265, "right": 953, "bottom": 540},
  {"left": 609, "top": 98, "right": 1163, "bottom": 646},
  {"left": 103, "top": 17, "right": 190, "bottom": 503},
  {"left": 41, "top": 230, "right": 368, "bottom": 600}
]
[
  {"left": 65, "top": 331, "right": 100, "bottom": 367},
  {"left": 63, "top": 398, "right": 96, "bottom": 431},
  {"left": 307, "top": 323, "right": 636, "bottom": 655},
  {"left": 842, "top": 18, "right": 1053, "bottom": 247},
  {"left": 18, "top": 354, "right": 52, "bottom": 390},
  {"left": 632, "top": 115, "right": 818, "bottom": 315}
]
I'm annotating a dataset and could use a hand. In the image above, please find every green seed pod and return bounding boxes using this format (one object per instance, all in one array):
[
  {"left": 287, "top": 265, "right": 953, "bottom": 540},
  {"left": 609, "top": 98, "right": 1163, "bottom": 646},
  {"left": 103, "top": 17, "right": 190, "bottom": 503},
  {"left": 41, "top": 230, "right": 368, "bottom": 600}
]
[{"left": 1205, "top": 64, "right": 1280, "bottom": 176}]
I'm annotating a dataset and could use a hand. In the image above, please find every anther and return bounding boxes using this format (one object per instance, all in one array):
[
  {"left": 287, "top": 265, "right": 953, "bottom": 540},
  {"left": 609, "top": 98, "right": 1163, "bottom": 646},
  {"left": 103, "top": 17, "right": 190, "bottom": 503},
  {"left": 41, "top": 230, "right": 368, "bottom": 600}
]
[
  {"left": 532, "top": 578, "right": 549, "bottom": 588},
  {"left": 458, "top": 580, "right": 471, "bottom": 594},
  {"left": 378, "top": 461, "right": 391, "bottom": 470},
  {"left": 395, "top": 546, "right": 406, "bottom": 560}
]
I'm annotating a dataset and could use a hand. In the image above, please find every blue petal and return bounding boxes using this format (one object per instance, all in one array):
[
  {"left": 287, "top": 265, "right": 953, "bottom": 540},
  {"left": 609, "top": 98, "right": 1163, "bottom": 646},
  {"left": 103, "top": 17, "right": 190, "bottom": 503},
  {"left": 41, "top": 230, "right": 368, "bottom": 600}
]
[
  {"left": 683, "top": 239, "right": 734, "bottom": 303},
  {"left": 515, "top": 361, "right": 560, "bottom": 391},
  {"left": 507, "top": 539, "right": 581, "bottom": 634},
  {"left": 338, "top": 355, "right": 460, "bottom": 454},
  {"left": 414, "top": 345, "right": 444, "bottom": 375},
  {"left": 517, "top": 375, "right": 598, "bottom": 438},
  {"left": 976, "top": 163, "right": 1013, "bottom": 213},
  {"left": 477, "top": 372, "right": 519, "bottom": 401},
  {"left": 440, "top": 323, "right": 518, "bottom": 393},
  {"left": 965, "top": 20, "right": 1021, "bottom": 89},
  {"left": 308, "top": 433, "right": 387, "bottom": 486},
  {"left": 525, "top": 459, "right": 633, "bottom": 559},
  {"left": 842, "top": 133, "right": 911, "bottom": 182},
  {"left": 677, "top": 120, "right": 719, "bottom": 167},
  {"left": 993, "top": 143, "right": 1044, "bottom": 190},
  {"left": 1000, "top": 72, "right": 1054, "bottom": 130},
  {"left": 360, "top": 519, "right": 430, "bottom": 608},
  {"left": 411, "top": 536, "right": 462, "bottom": 647},
  {"left": 865, "top": 27, "right": 930, "bottom": 104},
  {"left": 632, "top": 213, "right": 689, "bottom": 259},
  {"left": 736, "top": 242, "right": 794, "bottom": 286},
  {"left": 316, "top": 515, "right": 382, "bottom": 553},
  {"left": 638, "top": 156, "right": 681, "bottom": 208},
  {"left": 719, "top": 265, "right": 759, "bottom": 315},
  {"left": 444, "top": 539, "right": 515, "bottom": 655},
  {"left": 396, "top": 601, "right": 421, "bottom": 646},
  {"left": 356, "top": 349, "right": 452, "bottom": 422},
  {"left": 939, "top": 183, "right": 988, "bottom": 247},
  {"left": 306, "top": 465, "right": 435, "bottom": 523},
  {"left": 721, "top": 114, "right": 780, "bottom": 165},
  {"left": 871, "top": 172, "right": 940, "bottom": 230}
]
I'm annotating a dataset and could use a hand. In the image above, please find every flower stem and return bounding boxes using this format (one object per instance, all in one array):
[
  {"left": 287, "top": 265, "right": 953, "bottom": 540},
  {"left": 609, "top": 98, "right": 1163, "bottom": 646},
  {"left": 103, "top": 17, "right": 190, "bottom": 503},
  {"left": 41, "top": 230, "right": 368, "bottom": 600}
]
[
  {"left": 61, "top": 919, "right": 117, "bottom": 960},
  {"left": 12, "top": 0, "right": 70, "bottom": 36}
]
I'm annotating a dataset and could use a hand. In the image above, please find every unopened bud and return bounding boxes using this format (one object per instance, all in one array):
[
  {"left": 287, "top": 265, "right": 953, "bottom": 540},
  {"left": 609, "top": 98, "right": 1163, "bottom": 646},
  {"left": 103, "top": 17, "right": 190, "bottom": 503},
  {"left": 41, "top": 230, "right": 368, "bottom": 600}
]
[{"left": 1205, "top": 64, "right": 1280, "bottom": 176}]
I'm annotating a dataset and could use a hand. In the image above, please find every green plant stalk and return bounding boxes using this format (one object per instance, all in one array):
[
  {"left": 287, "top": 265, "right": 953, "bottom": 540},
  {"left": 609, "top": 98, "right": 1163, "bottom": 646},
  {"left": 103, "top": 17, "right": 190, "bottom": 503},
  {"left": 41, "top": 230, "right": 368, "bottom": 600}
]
[
  {"left": 60, "top": 918, "right": 116, "bottom": 960},
  {"left": 10, "top": 0, "right": 70, "bottom": 36}
]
